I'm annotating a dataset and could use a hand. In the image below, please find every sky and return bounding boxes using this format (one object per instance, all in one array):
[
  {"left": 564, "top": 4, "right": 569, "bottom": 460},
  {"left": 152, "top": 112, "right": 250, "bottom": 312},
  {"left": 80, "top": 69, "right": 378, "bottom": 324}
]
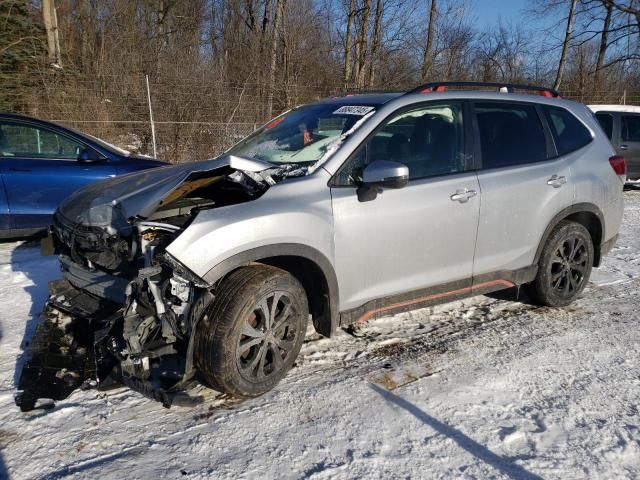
[{"left": 472, "top": 0, "right": 552, "bottom": 30}]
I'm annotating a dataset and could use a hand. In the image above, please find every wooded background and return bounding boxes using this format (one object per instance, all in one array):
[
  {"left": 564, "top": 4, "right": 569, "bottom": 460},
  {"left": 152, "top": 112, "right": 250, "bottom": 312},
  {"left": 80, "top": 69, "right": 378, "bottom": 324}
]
[{"left": 1, "top": 0, "right": 639, "bottom": 161}]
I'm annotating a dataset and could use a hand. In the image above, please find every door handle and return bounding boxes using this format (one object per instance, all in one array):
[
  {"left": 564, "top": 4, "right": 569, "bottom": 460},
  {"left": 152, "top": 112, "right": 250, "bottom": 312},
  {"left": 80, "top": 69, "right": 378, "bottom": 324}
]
[
  {"left": 620, "top": 144, "right": 628, "bottom": 150},
  {"left": 8, "top": 167, "right": 31, "bottom": 172},
  {"left": 547, "top": 175, "right": 567, "bottom": 188},
  {"left": 450, "top": 189, "right": 477, "bottom": 203}
]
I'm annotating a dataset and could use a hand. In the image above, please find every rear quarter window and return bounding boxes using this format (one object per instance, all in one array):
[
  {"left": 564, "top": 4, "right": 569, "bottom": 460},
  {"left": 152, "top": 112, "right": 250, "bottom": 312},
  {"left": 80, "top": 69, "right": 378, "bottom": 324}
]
[
  {"left": 595, "top": 113, "right": 613, "bottom": 140},
  {"left": 543, "top": 106, "right": 592, "bottom": 156}
]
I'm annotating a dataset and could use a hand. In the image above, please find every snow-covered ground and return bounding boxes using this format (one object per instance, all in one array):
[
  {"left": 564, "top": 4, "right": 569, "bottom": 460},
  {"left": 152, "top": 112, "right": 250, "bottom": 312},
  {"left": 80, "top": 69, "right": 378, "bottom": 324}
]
[{"left": 1, "top": 189, "right": 640, "bottom": 480}]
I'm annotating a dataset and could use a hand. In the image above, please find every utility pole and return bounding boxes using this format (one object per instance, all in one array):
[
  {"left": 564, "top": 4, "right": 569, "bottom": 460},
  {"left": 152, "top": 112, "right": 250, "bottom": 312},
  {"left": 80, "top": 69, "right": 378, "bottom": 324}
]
[{"left": 146, "top": 75, "right": 158, "bottom": 158}]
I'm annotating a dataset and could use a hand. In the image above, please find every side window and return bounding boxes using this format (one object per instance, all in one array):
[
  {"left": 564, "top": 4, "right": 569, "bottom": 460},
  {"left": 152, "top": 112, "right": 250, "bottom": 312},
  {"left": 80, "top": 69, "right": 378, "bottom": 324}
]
[
  {"left": 334, "top": 103, "right": 465, "bottom": 185},
  {"left": 475, "top": 102, "right": 547, "bottom": 169},
  {"left": 544, "top": 106, "right": 592, "bottom": 155},
  {"left": 0, "top": 122, "right": 84, "bottom": 159},
  {"left": 621, "top": 115, "right": 640, "bottom": 142},
  {"left": 595, "top": 113, "right": 613, "bottom": 140}
]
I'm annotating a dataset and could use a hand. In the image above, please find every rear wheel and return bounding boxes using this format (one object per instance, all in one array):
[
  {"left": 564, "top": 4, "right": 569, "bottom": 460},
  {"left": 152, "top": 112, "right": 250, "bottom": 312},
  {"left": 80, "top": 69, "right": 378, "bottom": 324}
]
[
  {"left": 529, "top": 220, "right": 594, "bottom": 307},
  {"left": 195, "top": 265, "right": 308, "bottom": 397}
]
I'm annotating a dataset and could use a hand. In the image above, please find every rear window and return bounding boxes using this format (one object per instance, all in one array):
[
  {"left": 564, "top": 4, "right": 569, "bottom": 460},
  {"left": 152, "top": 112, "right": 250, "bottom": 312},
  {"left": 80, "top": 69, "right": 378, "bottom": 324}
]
[
  {"left": 595, "top": 113, "right": 613, "bottom": 140},
  {"left": 544, "top": 106, "right": 592, "bottom": 156},
  {"left": 475, "top": 102, "right": 547, "bottom": 169},
  {"left": 622, "top": 115, "right": 640, "bottom": 142}
]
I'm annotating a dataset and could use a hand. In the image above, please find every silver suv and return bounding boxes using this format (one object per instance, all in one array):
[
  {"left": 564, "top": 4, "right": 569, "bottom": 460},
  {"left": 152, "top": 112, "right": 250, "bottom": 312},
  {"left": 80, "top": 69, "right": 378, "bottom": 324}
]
[{"left": 16, "top": 82, "right": 625, "bottom": 410}]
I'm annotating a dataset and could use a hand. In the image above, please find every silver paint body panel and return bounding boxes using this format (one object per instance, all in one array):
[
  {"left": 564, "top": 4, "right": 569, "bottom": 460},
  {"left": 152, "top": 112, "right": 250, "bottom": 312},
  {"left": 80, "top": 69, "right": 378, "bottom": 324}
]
[{"left": 167, "top": 92, "right": 624, "bottom": 312}]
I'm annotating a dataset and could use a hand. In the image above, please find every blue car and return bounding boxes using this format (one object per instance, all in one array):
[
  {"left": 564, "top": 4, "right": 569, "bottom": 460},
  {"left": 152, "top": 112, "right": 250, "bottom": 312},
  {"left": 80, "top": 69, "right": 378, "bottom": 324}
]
[{"left": 0, "top": 113, "right": 167, "bottom": 238}]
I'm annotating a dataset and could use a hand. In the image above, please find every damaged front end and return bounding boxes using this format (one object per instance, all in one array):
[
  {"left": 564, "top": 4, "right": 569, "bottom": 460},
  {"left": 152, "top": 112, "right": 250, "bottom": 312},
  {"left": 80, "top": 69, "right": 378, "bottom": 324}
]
[{"left": 15, "top": 156, "right": 305, "bottom": 411}]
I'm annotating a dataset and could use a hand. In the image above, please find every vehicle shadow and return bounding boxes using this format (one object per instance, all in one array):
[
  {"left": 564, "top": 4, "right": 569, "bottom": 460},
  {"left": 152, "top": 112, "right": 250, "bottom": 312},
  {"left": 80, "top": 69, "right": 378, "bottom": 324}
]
[
  {"left": 39, "top": 446, "right": 146, "bottom": 480},
  {"left": 624, "top": 183, "right": 640, "bottom": 191},
  {"left": 369, "top": 383, "right": 542, "bottom": 480},
  {"left": 0, "top": 450, "right": 8, "bottom": 480},
  {"left": 9, "top": 240, "right": 61, "bottom": 387},
  {"left": 485, "top": 286, "right": 537, "bottom": 305}
]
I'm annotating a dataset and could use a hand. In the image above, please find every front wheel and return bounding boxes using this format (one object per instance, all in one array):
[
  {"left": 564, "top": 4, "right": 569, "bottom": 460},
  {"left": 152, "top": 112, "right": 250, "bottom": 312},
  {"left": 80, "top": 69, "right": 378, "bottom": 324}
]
[
  {"left": 529, "top": 220, "right": 594, "bottom": 307},
  {"left": 195, "top": 265, "right": 308, "bottom": 397}
]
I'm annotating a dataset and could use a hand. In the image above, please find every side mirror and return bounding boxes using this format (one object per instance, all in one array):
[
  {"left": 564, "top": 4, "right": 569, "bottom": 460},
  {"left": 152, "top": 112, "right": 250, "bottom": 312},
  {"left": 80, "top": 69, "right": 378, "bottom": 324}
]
[
  {"left": 78, "top": 148, "right": 103, "bottom": 163},
  {"left": 357, "top": 160, "right": 409, "bottom": 202}
]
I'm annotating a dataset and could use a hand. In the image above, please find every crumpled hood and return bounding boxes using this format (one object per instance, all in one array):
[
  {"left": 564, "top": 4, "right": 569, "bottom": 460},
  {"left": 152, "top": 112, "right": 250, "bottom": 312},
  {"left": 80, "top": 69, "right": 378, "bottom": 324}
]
[{"left": 56, "top": 156, "right": 273, "bottom": 231}]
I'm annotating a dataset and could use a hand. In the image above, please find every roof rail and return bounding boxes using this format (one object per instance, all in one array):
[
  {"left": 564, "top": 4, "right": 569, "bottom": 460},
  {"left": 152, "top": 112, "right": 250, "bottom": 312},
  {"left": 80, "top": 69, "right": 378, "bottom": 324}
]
[
  {"left": 405, "top": 81, "right": 560, "bottom": 98},
  {"left": 331, "top": 90, "right": 401, "bottom": 98}
]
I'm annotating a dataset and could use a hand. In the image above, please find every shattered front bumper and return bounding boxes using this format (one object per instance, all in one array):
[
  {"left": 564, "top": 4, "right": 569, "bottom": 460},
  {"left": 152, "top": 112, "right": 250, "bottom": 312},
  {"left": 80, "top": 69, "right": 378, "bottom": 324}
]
[
  {"left": 15, "top": 279, "right": 105, "bottom": 411},
  {"left": 15, "top": 276, "right": 200, "bottom": 412}
]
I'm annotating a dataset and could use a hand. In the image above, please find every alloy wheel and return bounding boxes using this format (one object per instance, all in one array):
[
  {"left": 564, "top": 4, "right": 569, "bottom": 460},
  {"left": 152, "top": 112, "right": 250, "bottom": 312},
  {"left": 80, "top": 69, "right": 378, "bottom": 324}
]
[
  {"left": 550, "top": 235, "right": 589, "bottom": 297},
  {"left": 236, "top": 291, "right": 299, "bottom": 381}
]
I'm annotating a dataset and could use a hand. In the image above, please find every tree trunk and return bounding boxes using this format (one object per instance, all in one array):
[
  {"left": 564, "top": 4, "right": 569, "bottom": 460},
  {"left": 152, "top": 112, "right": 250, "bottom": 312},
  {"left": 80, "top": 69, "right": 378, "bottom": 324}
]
[
  {"left": 421, "top": 0, "right": 437, "bottom": 81},
  {"left": 266, "top": 0, "right": 284, "bottom": 119},
  {"left": 554, "top": 0, "right": 578, "bottom": 91},
  {"left": 344, "top": 0, "right": 357, "bottom": 86},
  {"left": 593, "top": 1, "right": 613, "bottom": 89},
  {"left": 368, "top": 0, "right": 383, "bottom": 87},
  {"left": 42, "top": 0, "right": 62, "bottom": 67},
  {"left": 355, "top": 0, "right": 371, "bottom": 89},
  {"left": 282, "top": 1, "right": 291, "bottom": 108},
  {"left": 79, "top": 0, "right": 92, "bottom": 71},
  {"left": 261, "top": 0, "right": 271, "bottom": 34}
]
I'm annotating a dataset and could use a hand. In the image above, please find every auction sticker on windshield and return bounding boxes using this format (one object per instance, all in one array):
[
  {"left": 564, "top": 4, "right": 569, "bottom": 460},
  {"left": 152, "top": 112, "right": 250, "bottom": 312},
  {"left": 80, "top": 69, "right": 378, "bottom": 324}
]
[{"left": 332, "top": 105, "right": 375, "bottom": 115}]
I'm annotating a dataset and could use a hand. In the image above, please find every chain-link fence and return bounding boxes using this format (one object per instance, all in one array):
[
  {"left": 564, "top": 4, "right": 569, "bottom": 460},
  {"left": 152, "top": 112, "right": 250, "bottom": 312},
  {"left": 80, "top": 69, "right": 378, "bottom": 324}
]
[
  {"left": 3, "top": 72, "right": 639, "bottom": 163},
  {"left": 50, "top": 119, "right": 260, "bottom": 162}
]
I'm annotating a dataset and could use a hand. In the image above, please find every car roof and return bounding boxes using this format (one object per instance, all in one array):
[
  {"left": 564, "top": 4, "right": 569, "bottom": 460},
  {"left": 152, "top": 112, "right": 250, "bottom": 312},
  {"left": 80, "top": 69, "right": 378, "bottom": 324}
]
[
  {"left": 0, "top": 112, "right": 72, "bottom": 131},
  {"left": 0, "top": 112, "right": 138, "bottom": 157},
  {"left": 313, "top": 90, "right": 585, "bottom": 111},
  {"left": 588, "top": 104, "right": 640, "bottom": 114}
]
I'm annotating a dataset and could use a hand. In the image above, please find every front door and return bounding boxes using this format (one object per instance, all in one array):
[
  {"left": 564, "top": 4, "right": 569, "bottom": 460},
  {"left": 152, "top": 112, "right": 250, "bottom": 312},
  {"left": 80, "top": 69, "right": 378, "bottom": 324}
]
[
  {"left": 330, "top": 102, "right": 480, "bottom": 312},
  {"left": 0, "top": 120, "right": 115, "bottom": 230}
]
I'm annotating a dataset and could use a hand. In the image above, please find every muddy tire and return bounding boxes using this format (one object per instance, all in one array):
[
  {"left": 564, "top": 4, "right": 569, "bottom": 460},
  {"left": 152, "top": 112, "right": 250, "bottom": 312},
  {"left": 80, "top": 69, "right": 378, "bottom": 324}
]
[
  {"left": 528, "top": 220, "right": 594, "bottom": 307},
  {"left": 195, "top": 265, "right": 308, "bottom": 398}
]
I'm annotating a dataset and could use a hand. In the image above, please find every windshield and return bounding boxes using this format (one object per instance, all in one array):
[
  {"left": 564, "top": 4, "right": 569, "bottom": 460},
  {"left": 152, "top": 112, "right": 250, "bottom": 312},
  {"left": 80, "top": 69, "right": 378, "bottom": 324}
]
[{"left": 226, "top": 103, "right": 378, "bottom": 165}]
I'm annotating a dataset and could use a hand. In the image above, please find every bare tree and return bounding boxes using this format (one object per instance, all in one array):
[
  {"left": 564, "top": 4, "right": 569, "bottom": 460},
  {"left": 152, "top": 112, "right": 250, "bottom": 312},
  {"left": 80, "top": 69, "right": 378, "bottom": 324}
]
[
  {"left": 368, "top": 0, "right": 383, "bottom": 86},
  {"left": 593, "top": 0, "right": 613, "bottom": 87},
  {"left": 42, "top": 0, "right": 62, "bottom": 67},
  {"left": 267, "top": 0, "right": 285, "bottom": 118},
  {"left": 554, "top": 0, "right": 578, "bottom": 90},
  {"left": 421, "top": 0, "right": 437, "bottom": 81},
  {"left": 354, "top": 0, "right": 371, "bottom": 88},
  {"left": 344, "top": 0, "right": 357, "bottom": 85}
]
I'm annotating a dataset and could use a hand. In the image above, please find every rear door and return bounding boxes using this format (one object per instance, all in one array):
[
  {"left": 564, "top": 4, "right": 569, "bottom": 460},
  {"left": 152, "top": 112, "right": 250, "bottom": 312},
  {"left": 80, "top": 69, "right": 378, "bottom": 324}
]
[
  {"left": 472, "top": 101, "right": 580, "bottom": 284},
  {"left": 620, "top": 113, "right": 640, "bottom": 179},
  {"left": 0, "top": 120, "right": 115, "bottom": 230},
  {"left": 331, "top": 101, "right": 481, "bottom": 312}
]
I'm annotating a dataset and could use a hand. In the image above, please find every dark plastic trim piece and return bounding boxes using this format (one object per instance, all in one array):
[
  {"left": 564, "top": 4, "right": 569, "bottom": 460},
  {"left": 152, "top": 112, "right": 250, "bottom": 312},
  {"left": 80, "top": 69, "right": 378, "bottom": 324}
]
[
  {"left": 202, "top": 243, "right": 340, "bottom": 336},
  {"left": 533, "top": 203, "right": 605, "bottom": 266},
  {"left": 339, "top": 266, "right": 538, "bottom": 326}
]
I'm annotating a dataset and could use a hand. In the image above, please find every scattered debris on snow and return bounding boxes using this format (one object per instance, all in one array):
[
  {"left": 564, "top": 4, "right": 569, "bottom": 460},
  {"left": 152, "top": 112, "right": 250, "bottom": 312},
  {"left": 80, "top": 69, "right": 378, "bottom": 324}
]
[{"left": 0, "top": 190, "right": 639, "bottom": 479}]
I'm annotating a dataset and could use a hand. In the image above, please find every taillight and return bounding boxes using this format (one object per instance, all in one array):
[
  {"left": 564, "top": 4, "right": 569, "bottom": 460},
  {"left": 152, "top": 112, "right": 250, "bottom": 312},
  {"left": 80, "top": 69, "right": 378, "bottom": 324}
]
[{"left": 609, "top": 155, "right": 627, "bottom": 180}]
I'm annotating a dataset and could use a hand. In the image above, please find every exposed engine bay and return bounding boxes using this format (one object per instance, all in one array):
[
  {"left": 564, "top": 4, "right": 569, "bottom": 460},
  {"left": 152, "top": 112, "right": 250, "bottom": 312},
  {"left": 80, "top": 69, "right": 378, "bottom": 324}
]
[{"left": 15, "top": 159, "right": 308, "bottom": 411}]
